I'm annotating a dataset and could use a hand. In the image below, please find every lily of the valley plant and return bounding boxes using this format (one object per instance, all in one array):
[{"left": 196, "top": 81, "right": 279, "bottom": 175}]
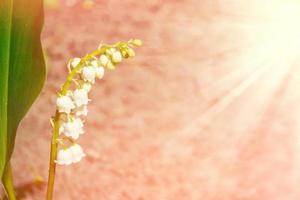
[{"left": 46, "top": 39, "right": 142, "bottom": 200}]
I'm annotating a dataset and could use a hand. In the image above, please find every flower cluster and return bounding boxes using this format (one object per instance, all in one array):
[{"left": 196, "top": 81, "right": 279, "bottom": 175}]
[{"left": 54, "top": 39, "right": 142, "bottom": 165}]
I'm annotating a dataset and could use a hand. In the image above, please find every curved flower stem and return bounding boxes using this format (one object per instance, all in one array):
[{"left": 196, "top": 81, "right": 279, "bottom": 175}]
[{"left": 45, "top": 46, "right": 108, "bottom": 200}]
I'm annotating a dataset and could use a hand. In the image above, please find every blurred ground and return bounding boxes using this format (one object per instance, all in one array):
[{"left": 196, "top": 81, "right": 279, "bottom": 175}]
[{"left": 2, "top": 0, "right": 300, "bottom": 199}]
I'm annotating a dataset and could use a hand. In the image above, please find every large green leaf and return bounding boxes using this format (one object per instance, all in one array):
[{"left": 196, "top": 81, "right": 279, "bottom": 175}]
[{"left": 0, "top": 0, "right": 46, "bottom": 178}]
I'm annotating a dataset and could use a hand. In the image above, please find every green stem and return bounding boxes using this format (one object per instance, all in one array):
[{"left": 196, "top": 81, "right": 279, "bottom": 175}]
[
  {"left": 46, "top": 111, "right": 60, "bottom": 200},
  {"left": 2, "top": 162, "right": 17, "bottom": 200}
]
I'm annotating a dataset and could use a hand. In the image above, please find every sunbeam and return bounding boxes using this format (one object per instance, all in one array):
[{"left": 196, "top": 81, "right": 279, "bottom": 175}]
[{"left": 169, "top": 0, "right": 300, "bottom": 144}]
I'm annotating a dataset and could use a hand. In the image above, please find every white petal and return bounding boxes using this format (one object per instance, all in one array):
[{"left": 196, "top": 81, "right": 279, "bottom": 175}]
[
  {"left": 71, "top": 58, "right": 81, "bottom": 68},
  {"left": 61, "top": 118, "right": 84, "bottom": 140},
  {"left": 73, "top": 118, "right": 84, "bottom": 130},
  {"left": 73, "top": 89, "right": 89, "bottom": 107},
  {"left": 56, "top": 149, "right": 73, "bottom": 165},
  {"left": 81, "top": 83, "right": 92, "bottom": 92},
  {"left": 59, "top": 125, "right": 64, "bottom": 135},
  {"left": 81, "top": 66, "right": 96, "bottom": 83},
  {"left": 70, "top": 144, "right": 86, "bottom": 163},
  {"left": 94, "top": 66, "right": 105, "bottom": 79},
  {"left": 75, "top": 105, "right": 88, "bottom": 117},
  {"left": 91, "top": 60, "right": 99, "bottom": 67},
  {"left": 57, "top": 96, "right": 75, "bottom": 114},
  {"left": 106, "top": 60, "right": 115, "bottom": 70},
  {"left": 65, "top": 129, "right": 80, "bottom": 140}
]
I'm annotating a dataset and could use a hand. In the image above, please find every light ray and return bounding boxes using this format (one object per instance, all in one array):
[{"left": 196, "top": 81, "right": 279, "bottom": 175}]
[{"left": 169, "top": 0, "right": 300, "bottom": 144}]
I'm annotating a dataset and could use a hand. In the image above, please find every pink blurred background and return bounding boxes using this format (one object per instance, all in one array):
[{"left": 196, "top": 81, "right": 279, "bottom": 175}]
[{"left": 2, "top": 0, "right": 300, "bottom": 199}]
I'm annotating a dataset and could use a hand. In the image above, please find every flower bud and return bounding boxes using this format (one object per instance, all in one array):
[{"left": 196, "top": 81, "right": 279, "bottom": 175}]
[
  {"left": 112, "top": 51, "right": 123, "bottom": 63},
  {"left": 131, "top": 39, "right": 142, "bottom": 47},
  {"left": 127, "top": 48, "right": 135, "bottom": 57},
  {"left": 106, "top": 60, "right": 115, "bottom": 70},
  {"left": 99, "top": 55, "right": 109, "bottom": 66}
]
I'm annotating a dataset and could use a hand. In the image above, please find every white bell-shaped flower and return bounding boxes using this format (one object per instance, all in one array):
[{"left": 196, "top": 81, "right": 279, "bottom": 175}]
[
  {"left": 94, "top": 66, "right": 105, "bottom": 79},
  {"left": 73, "top": 89, "right": 90, "bottom": 107},
  {"left": 71, "top": 58, "right": 81, "bottom": 68},
  {"left": 112, "top": 51, "right": 122, "bottom": 63},
  {"left": 81, "top": 83, "right": 92, "bottom": 92},
  {"left": 106, "top": 60, "right": 115, "bottom": 70},
  {"left": 70, "top": 143, "right": 86, "bottom": 163},
  {"left": 91, "top": 60, "right": 99, "bottom": 67},
  {"left": 99, "top": 55, "right": 109, "bottom": 66},
  {"left": 81, "top": 66, "right": 96, "bottom": 83},
  {"left": 56, "top": 95, "right": 75, "bottom": 114},
  {"left": 56, "top": 148, "right": 73, "bottom": 165},
  {"left": 60, "top": 118, "right": 84, "bottom": 140},
  {"left": 75, "top": 105, "right": 88, "bottom": 117}
]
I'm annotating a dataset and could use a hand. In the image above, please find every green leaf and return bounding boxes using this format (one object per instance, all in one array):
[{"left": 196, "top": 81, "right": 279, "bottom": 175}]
[{"left": 0, "top": 0, "right": 46, "bottom": 178}]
